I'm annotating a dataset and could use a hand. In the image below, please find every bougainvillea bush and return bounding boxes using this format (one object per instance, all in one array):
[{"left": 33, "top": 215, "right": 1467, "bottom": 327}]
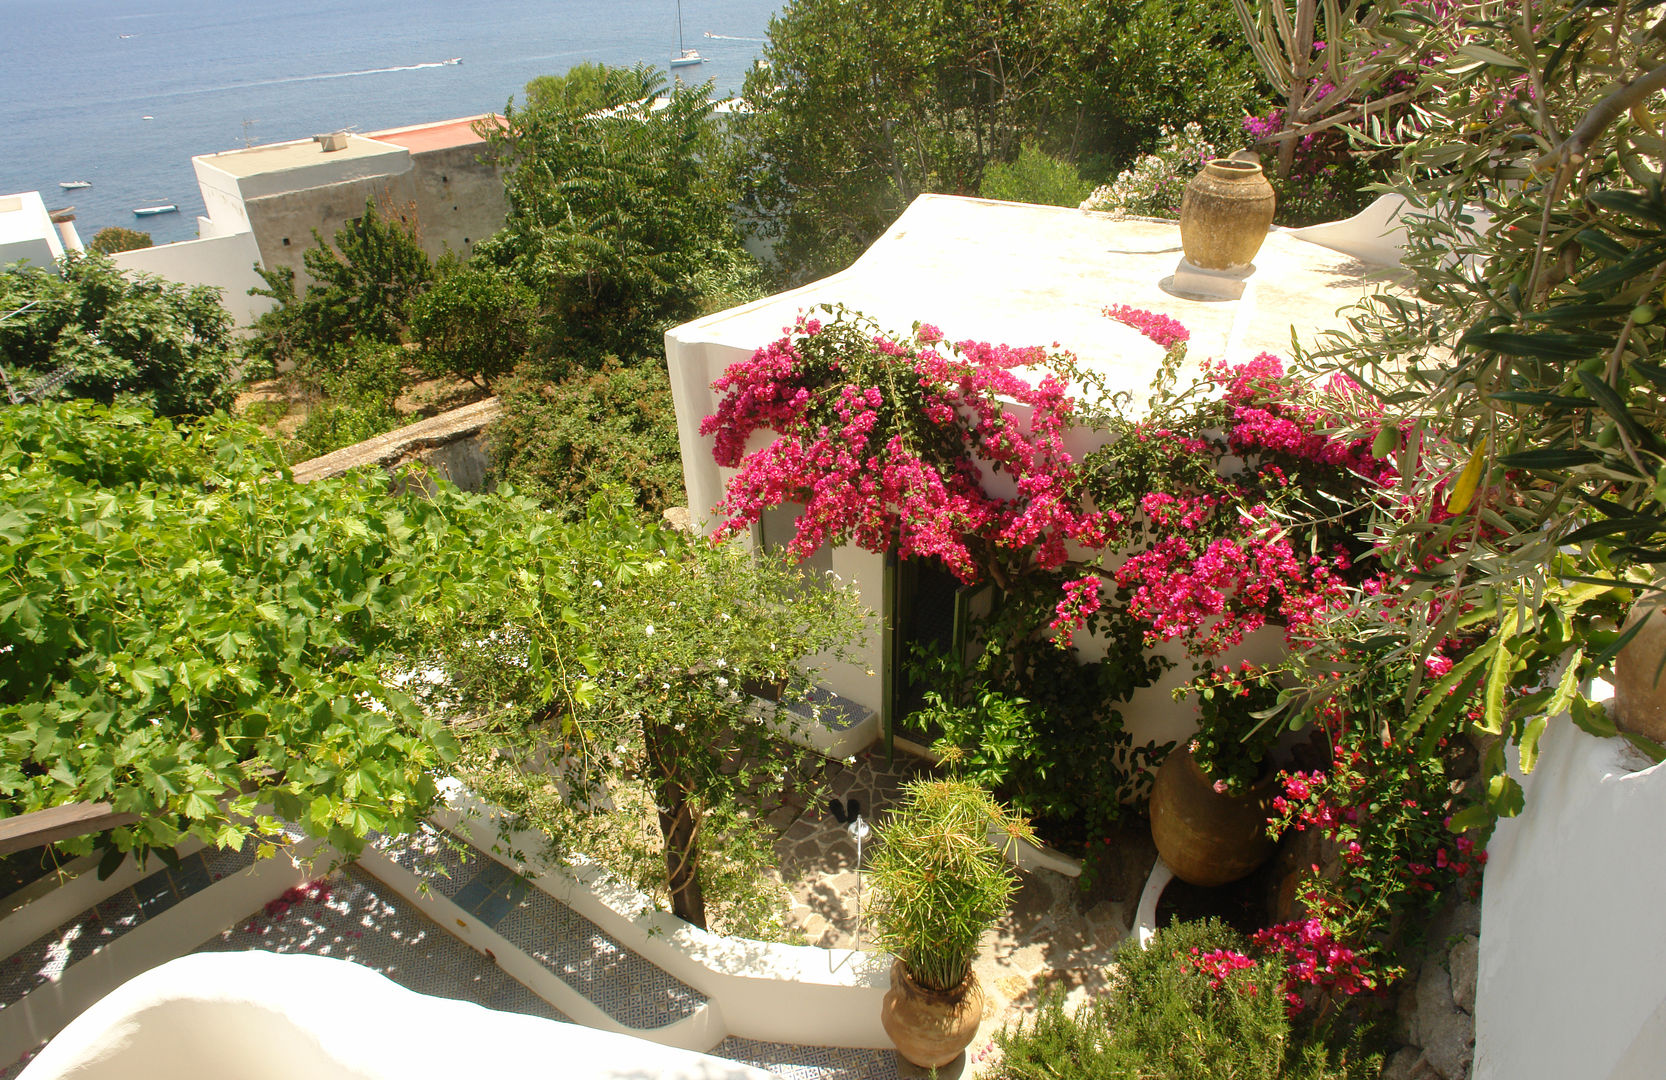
[{"left": 702, "top": 303, "right": 1491, "bottom": 992}]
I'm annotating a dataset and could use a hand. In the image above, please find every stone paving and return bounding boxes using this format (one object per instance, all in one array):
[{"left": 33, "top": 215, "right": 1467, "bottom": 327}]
[{"left": 766, "top": 749, "right": 1145, "bottom": 1069}]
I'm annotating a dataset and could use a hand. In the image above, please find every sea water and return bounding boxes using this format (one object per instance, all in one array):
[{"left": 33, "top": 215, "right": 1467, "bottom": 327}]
[{"left": 0, "top": 0, "right": 779, "bottom": 245}]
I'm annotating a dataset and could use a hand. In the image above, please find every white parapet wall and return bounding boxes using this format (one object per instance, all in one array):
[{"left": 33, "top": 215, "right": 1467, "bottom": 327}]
[
  {"left": 433, "top": 780, "right": 895, "bottom": 1049},
  {"left": 18, "top": 952, "right": 776, "bottom": 1080},
  {"left": 111, "top": 230, "right": 273, "bottom": 328},
  {"left": 1473, "top": 706, "right": 1666, "bottom": 1080}
]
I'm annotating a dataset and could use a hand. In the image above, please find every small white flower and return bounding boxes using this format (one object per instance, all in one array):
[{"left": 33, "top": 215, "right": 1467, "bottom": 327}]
[
  {"left": 593, "top": 580, "right": 603, "bottom": 588},
  {"left": 645, "top": 624, "right": 655, "bottom": 636},
  {"left": 715, "top": 676, "right": 730, "bottom": 689},
  {"left": 844, "top": 756, "right": 856, "bottom": 766}
]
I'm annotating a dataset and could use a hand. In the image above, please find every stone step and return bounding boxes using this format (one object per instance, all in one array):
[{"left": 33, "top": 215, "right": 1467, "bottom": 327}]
[{"left": 363, "top": 824, "right": 717, "bottom": 1049}]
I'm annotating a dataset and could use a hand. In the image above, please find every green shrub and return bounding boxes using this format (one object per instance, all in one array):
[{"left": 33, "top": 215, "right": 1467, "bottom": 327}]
[
  {"left": 978, "top": 143, "right": 1093, "bottom": 208},
  {"left": 287, "top": 342, "right": 407, "bottom": 462},
  {"left": 990, "top": 920, "right": 1383, "bottom": 1080},
  {"left": 0, "top": 252, "right": 235, "bottom": 418},
  {"left": 410, "top": 263, "right": 538, "bottom": 391},
  {"left": 488, "top": 361, "right": 685, "bottom": 519},
  {"left": 88, "top": 227, "right": 153, "bottom": 255}
]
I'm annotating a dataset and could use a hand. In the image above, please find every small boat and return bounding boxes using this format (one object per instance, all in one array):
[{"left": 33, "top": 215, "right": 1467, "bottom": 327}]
[
  {"left": 59, "top": 181, "right": 92, "bottom": 190},
  {"left": 133, "top": 205, "right": 178, "bottom": 217},
  {"left": 670, "top": 0, "right": 707, "bottom": 67},
  {"left": 443, "top": 57, "right": 462, "bottom": 65}
]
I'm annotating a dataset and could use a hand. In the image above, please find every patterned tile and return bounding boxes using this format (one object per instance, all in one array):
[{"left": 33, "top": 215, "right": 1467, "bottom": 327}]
[
  {"left": 494, "top": 885, "right": 707, "bottom": 1029},
  {"left": 0, "top": 843, "right": 251, "bottom": 1011},
  {"left": 373, "top": 824, "right": 473, "bottom": 900},
  {"left": 713, "top": 1037, "right": 903, "bottom": 1080},
  {"left": 196, "top": 867, "right": 566, "bottom": 1026}
]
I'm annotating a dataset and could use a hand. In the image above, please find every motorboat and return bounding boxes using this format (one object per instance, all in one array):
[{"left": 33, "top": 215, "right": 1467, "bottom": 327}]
[
  {"left": 59, "top": 181, "right": 92, "bottom": 190},
  {"left": 133, "top": 205, "right": 178, "bottom": 217},
  {"left": 443, "top": 57, "right": 461, "bottom": 65}
]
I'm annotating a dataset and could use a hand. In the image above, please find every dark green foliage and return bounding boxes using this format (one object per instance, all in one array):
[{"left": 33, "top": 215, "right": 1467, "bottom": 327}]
[
  {"left": 990, "top": 921, "right": 1383, "bottom": 1080},
  {"left": 88, "top": 227, "right": 153, "bottom": 255},
  {"left": 978, "top": 143, "right": 1093, "bottom": 208},
  {"left": 479, "top": 63, "right": 750, "bottom": 366},
  {"left": 247, "top": 200, "right": 433, "bottom": 369},
  {"left": 741, "top": 0, "right": 1265, "bottom": 281},
  {"left": 488, "top": 361, "right": 685, "bottom": 519},
  {"left": 523, "top": 61, "right": 616, "bottom": 116},
  {"left": 410, "top": 264, "right": 538, "bottom": 391},
  {"left": 909, "top": 577, "right": 1169, "bottom": 864},
  {"left": 0, "top": 401, "right": 492, "bottom": 866},
  {"left": 0, "top": 252, "right": 235, "bottom": 417}
]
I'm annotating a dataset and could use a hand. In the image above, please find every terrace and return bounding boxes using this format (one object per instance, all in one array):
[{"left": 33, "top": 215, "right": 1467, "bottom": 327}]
[{"left": 1, "top": 193, "right": 1660, "bottom": 1080}]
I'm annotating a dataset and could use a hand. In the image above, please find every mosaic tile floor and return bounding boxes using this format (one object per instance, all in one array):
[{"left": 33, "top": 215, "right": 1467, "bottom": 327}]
[
  {"left": 0, "top": 846, "right": 255, "bottom": 1012},
  {"left": 376, "top": 826, "right": 709, "bottom": 1029},
  {"left": 196, "top": 866, "right": 567, "bottom": 1025},
  {"left": 713, "top": 1036, "right": 903, "bottom": 1080}
]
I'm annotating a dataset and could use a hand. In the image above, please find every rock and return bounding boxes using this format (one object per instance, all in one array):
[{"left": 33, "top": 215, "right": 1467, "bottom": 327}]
[
  {"left": 1449, "top": 935, "right": 1479, "bottom": 1014},
  {"left": 1395, "top": 971, "right": 1421, "bottom": 1045},
  {"left": 1415, "top": 965, "right": 1475, "bottom": 1079},
  {"left": 1382, "top": 1047, "right": 1429, "bottom": 1080}
]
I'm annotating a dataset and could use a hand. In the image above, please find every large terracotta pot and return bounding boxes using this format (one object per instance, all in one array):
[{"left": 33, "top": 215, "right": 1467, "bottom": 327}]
[
  {"left": 1615, "top": 594, "right": 1666, "bottom": 742},
  {"left": 1149, "top": 746, "right": 1279, "bottom": 888},
  {"left": 880, "top": 960, "right": 985, "bottom": 1069},
  {"left": 1179, "top": 159, "right": 1277, "bottom": 272}
]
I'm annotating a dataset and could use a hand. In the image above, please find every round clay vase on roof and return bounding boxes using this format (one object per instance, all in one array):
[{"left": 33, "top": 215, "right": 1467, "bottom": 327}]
[
  {"left": 1179, "top": 158, "right": 1277, "bottom": 272},
  {"left": 1614, "top": 594, "right": 1666, "bottom": 743},
  {"left": 1149, "top": 744, "right": 1280, "bottom": 888}
]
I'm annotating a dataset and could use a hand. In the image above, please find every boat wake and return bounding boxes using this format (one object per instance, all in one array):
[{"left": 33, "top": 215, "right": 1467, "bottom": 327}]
[
  {"left": 702, "top": 32, "right": 765, "bottom": 41},
  {"left": 162, "top": 60, "right": 462, "bottom": 100}
]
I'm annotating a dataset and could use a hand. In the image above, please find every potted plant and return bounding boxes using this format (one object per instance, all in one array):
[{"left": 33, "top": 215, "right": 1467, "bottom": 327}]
[
  {"left": 867, "top": 778, "right": 1021, "bottom": 1069},
  {"left": 1150, "top": 663, "right": 1285, "bottom": 887}
]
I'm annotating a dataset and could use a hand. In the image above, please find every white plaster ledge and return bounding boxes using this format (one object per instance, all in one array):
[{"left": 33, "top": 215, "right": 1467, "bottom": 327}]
[{"left": 19, "top": 951, "right": 775, "bottom": 1080}]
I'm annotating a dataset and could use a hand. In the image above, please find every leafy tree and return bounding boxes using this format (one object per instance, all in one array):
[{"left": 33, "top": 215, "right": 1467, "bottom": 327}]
[
  {"left": 247, "top": 199, "right": 433, "bottom": 367},
  {"left": 285, "top": 340, "right": 408, "bottom": 462},
  {"left": 1297, "top": 0, "right": 1666, "bottom": 821},
  {"left": 425, "top": 496, "right": 864, "bottom": 928},
  {"left": 409, "top": 263, "right": 538, "bottom": 391},
  {"left": 488, "top": 361, "right": 685, "bottom": 519},
  {"left": 523, "top": 61, "right": 617, "bottom": 115},
  {"left": 89, "top": 227, "right": 153, "bottom": 255},
  {"left": 0, "top": 401, "right": 500, "bottom": 867},
  {"left": 0, "top": 252, "right": 235, "bottom": 417},
  {"left": 741, "top": 0, "right": 1264, "bottom": 281},
  {"left": 478, "top": 63, "right": 750, "bottom": 366}
]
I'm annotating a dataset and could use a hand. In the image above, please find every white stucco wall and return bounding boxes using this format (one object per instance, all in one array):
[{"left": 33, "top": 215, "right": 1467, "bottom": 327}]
[
  {"left": 1473, "top": 706, "right": 1666, "bottom": 1080},
  {"left": 111, "top": 230, "right": 273, "bottom": 327},
  {"left": 19, "top": 952, "right": 776, "bottom": 1080},
  {"left": 0, "top": 191, "right": 65, "bottom": 270}
]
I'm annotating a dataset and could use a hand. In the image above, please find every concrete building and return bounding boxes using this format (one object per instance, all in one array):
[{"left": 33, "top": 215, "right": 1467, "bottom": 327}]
[
  {"left": 0, "top": 191, "right": 68, "bottom": 271},
  {"left": 191, "top": 115, "right": 508, "bottom": 285}
]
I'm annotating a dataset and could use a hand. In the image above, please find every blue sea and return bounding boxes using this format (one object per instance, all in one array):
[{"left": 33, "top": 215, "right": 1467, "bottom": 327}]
[{"left": 0, "top": 0, "right": 779, "bottom": 245}]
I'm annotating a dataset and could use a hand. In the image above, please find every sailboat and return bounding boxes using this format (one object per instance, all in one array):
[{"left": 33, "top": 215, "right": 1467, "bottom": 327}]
[{"left": 670, "top": 0, "right": 706, "bottom": 67}]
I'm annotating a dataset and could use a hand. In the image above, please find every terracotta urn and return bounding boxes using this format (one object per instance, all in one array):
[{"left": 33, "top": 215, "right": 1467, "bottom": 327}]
[
  {"left": 1178, "top": 158, "right": 1277, "bottom": 272},
  {"left": 880, "top": 960, "right": 985, "bottom": 1069},
  {"left": 1614, "top": 594, "right": 1666, "bottom": 742},
  {"left": 1149, "top": 745, "right": 1279, "bottom": 888}
]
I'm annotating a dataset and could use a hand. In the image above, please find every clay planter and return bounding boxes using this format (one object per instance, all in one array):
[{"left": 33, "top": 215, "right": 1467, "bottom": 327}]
[
  {"left": 1178, "top": 159, "right": 1277, "bottom": 272},
  {"left": 880, "top": 960, "right": 985, "bottom": 1069},
  {"left": 1614, "top": 594, "right": 1666, "bottom": 742},
  {"left": 1149, "top": 746, "right": 1279, "bottom": 888}
]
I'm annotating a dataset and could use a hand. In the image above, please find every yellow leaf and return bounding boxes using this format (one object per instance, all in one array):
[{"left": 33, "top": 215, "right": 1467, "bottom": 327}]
[{"left": 1447, "top": 440, "right": 1488, "bottom": 515}]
